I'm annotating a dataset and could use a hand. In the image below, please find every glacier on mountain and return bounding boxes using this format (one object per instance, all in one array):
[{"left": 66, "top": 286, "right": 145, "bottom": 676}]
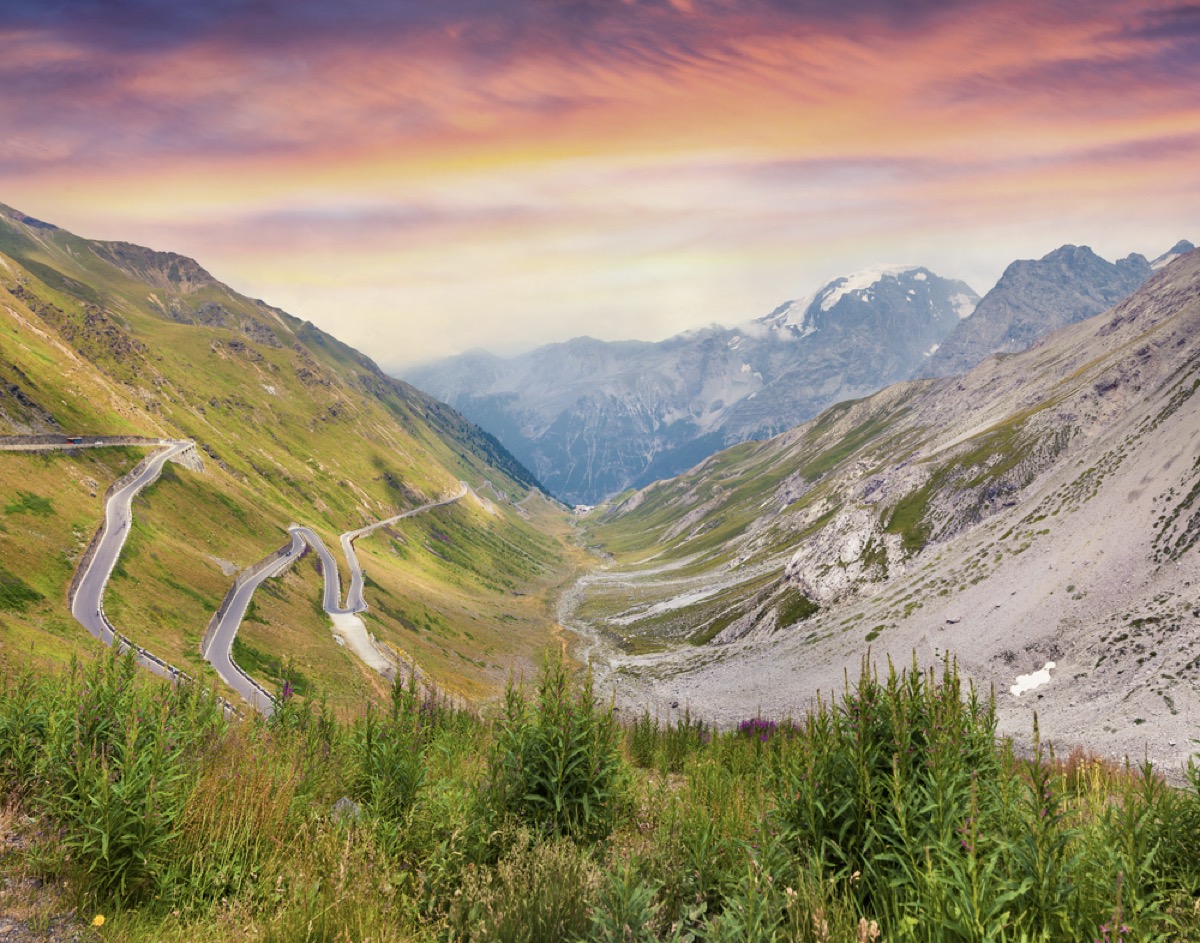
[{"left": 817, "top": 264, "right": 921, "bottom": 312}]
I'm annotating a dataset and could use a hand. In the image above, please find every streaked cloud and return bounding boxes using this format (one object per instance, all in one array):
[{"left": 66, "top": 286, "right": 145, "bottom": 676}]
[{"left": 1, "top": 0, "right": 1197, "bottom": 368}]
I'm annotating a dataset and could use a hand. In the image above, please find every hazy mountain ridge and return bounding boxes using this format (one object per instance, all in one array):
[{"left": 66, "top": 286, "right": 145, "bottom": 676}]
[
  {"left": 918, "top": 244, "right": 1158, "bottom": 378},
  {"left": 573, "top": 248, "right": 1200, "bottom": 763},
  {"left": 406, "top": 266, "right": 979, "bottom": 504},
  {"left": 1152, "top": 239, "right": 1196, "bottom": 270}
]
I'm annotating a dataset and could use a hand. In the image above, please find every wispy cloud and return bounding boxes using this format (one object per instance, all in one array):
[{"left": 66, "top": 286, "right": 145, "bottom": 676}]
[{"left": 1, "top": 0, "right": 1196, "bottom": 367}]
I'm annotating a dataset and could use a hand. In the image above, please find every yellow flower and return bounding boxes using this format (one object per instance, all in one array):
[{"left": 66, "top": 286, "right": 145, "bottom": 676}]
[{"left": 92, "top": 914, "right": 105, "bottom": 927}]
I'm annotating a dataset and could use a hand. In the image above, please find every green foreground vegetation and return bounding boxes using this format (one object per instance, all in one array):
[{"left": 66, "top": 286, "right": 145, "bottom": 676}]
[{"left": 2, "top": 649, "right": 1199, "bottom": 942}]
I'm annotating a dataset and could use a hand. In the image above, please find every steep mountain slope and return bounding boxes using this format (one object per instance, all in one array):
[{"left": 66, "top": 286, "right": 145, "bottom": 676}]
[
  {"left": 406, "top": 267, "right": 978, "bottom": 504},
  {"left": 572, "top": 250, "right": 1200, "bottom": 764},
  {"left": 0, "top": 203, "right": 573, "bottom": 711},
  {"left": 919, "top": 244, "right": 1155, "bottom": 378}
]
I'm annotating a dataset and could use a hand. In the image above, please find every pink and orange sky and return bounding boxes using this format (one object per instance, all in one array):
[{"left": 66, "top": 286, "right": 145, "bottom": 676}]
[{"left": 2, "top": 0, "right": 1198, "bottom": 369}]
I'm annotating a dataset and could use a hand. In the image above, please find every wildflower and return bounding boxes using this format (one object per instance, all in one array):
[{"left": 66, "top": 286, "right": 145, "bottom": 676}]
[
  {"left": 92, "top": 914, "right": 105, "bottom": 926},
  {"left": 857, "top": 917, "right": 881, "bottom": 943}
]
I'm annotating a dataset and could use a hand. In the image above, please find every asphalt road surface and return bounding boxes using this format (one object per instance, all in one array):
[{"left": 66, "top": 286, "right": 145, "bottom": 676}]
[
  {"left": 70, "top": 441, "right": 191, "bottom": 647},
  {"left": 201, "top": 531, "right": 306, "bottom": 717},
  {"left": 339, "top": 483, "right": 468, "bottom": 613},
  {"left": 203, "top": 484, "right": 467, "bottom": 713}
]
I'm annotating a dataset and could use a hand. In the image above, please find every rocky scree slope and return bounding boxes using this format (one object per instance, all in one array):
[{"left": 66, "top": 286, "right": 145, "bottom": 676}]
[
  {"left": 0, "top": 202, "right": 566, "bottom": 708},
  {"left": 405, "top": 267, "right": 978, "bottom": 505},
  {"left": 573, "top": 250, "right": 1200, "bottom": 767}
]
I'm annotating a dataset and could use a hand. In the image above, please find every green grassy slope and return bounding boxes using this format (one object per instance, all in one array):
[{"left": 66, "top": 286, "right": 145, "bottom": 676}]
[{"left": 0, "top": 203, "right": 574, "bottom": 710}]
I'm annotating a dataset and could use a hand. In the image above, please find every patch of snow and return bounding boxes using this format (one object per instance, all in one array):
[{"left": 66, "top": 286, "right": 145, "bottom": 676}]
[
  {"left": 728, "top": 335, "right": 742, "bottom": 349},
  {"left": 819, "top": 264, "right": 920, "bottom": 312},
  {"left": 1152, "top": 252, "right": 1185, "bottom": 271},
  {"left": 752, "top": 288, "right": 821, "bottom": 333},
  {"left": 262, "top": 384, "right": 277, "bottom": 396},
  {"left": 951, "top": 293, "right": 977, "bottom": 319},
  {"left": 1010, "top": 661, "right": 1055, "bottom": 697},
  {"left": 740, "top": 362, "right": 751, "bottom": 374},
  {"left": 913, "top": 271, "right": 927, "bottom": 281},
  {"left": 925, "top": 343, "right": 940, "bottom": 357},
  {"left": 762, "top": 292, "right": 820, "bottom": 333}
]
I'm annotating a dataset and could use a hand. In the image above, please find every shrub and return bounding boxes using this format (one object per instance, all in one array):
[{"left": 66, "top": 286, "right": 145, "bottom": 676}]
[
  {"left": 349, "top": 704, "right": 426, "bottom": 823},
  {"left": 55, "top": 706, "right": 188, "bottom": 904},
  {"left": 487, "top": 653, "right": 625, "bottom": 842},
  {"left": 626, "top": 707, "right": 709, "bottom": 774},
  {"left": 34, "top": 649, "right": 225, "bottom": 906},
  {"left": 772, "top": 656, "right": 1000, "bottom": 913},
  {"left": 0, "top": 667, "right": 49, "bottom": 798},
  {"left": 586, "top": 859, "right": 662, "bottom": 943}
]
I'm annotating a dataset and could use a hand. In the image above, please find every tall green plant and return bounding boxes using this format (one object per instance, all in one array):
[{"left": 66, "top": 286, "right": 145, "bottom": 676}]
[
  {"left": 55, "top": 705, "right": 189, "bottom": 904},
  {"left": 30, "top": 648, "right": 226, "bottom": 906},
  {"left": 773, "top": 656, "right": 1000, "bottom": 913},
  {"left": 350, "top": 704, "right": 426, "bottom": 823},
  {"left": 487, "top": 653, "right": 625, "bottom": 842},
  {"left": 0, "top": 666, "right": 49, "bottom": 798}
]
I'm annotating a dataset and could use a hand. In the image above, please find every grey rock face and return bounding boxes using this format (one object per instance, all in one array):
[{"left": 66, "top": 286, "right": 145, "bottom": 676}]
[
  {"left": 918, "top": 244, "right": 1154, "bottom": 379},
  {"left": 404, "top": 267, "right": 978, "bottom": 505}
]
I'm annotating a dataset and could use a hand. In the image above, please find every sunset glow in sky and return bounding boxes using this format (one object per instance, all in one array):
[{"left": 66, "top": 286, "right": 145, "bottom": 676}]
[{"left": 3, "top": 0, "right": 1198, "bottom": 368}]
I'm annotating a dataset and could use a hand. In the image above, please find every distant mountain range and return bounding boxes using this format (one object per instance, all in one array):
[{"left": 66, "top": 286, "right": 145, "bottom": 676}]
[
  {"left": 406, "top": 266, "right": 979, "bottom": 504},
  {"left": 405, "top": 240, "right": 1190, "bottom": 505}
]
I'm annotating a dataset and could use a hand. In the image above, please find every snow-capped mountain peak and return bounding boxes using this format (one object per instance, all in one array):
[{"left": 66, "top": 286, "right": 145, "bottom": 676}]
[
  {"left": 816, "top": 264, "right": 923, "bottom": 312},
  {"left": 1151, "top": 240, "right": 1195, "bottom": 271},
  {"left": 755, "top": 264, "right": 972, "bottom": 338},
  {"left": 758, "top": 291, "right": 820, "bottom": 334}
]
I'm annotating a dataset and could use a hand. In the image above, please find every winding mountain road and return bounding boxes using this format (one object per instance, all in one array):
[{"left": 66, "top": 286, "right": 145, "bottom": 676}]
[
  {"left": 70, "top": 441, "right": 194, "bottom": 646},
  {"left": 201, "top": 530, "right": 306, "bottom": 716},
  {"left": 201, "top": 484, "right": 469, "bottom": 712},
  {"left": 5, "top": 435, "right": 474, "bottom": 716},
  {"left": 339, "top": 483, "right": 468, "bottom": 613}
]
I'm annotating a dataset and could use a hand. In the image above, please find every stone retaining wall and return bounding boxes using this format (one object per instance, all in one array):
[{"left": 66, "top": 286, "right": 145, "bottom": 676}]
[{"left": 0, "top": 434, "right": 168, "bottom": 449}]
